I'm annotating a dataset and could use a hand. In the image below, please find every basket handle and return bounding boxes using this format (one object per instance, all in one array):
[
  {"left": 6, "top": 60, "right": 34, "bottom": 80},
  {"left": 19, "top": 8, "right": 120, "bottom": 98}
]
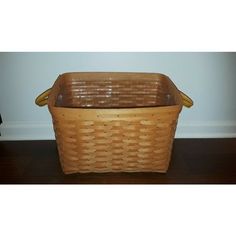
[
  {"left": 179, "top": 90, "right": 193, "bottom": 108},
  {"left": 35, "top": 88, "right": 51, "bottom": 106}
]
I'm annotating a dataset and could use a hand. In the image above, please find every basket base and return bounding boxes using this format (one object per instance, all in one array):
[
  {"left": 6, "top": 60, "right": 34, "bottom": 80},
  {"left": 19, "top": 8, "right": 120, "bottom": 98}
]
[{"left": 62, "top": 168, "right": 168, "bottom": 175}]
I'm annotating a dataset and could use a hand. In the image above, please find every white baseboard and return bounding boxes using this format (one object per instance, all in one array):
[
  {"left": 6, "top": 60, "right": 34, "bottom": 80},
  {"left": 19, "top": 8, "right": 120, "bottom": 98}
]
[
  {"left": 175, "top": 121, "right": 236, "bottom": 138},
  {"left": 0, "top": 122, "right": 55, "bottom": 140},
  {"left": 0, "top": 121, "right": 236, "bottom": 140}
]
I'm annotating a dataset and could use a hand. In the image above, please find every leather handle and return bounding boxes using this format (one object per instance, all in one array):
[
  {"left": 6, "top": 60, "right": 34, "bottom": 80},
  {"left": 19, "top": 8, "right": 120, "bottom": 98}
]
[
  {"left": 179, "top": 90, "right": 193, "bottom": 108},
  {"left": 35, "top": 88, "right": 51, "bottom": 106}
]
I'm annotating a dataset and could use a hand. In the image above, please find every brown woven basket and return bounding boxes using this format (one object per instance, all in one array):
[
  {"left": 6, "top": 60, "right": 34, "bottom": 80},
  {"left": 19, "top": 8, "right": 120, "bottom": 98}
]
[{"left": 35, "top": 72, "right": 193, "bottom": 174}]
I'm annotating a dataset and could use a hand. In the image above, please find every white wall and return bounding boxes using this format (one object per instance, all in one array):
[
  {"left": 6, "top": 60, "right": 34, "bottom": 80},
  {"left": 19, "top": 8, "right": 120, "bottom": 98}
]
[{"left": 0, "top": 52, "right": 236, "bottom": 140}]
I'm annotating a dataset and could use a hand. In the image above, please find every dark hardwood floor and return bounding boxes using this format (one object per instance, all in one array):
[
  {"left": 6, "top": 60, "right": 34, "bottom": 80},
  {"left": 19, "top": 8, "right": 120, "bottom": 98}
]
[{"left": 0, "top": 139, "right": 236, "bottom": 184}]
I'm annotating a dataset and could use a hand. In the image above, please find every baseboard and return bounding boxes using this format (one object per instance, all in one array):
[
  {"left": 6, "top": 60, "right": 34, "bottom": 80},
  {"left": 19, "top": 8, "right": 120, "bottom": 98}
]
[
  {"left": 175, "top": 121, "right": 236, "bottom": 138},
  {"left": 0, "top": 121, "right": 236, "bottom": 140},
  {"left": 0, "top": 122, "right": 54, "bottom": 140}
]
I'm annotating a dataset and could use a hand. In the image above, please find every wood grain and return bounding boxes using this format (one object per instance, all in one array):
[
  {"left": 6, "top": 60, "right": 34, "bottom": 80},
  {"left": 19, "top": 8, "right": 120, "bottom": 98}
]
[{"left": 0, "top": 139, "right": 236, "bottom": 184}]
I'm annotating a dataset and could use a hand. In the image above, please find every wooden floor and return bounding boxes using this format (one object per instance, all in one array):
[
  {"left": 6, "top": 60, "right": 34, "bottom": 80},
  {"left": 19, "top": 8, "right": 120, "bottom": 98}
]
[{"left": 0, "top": 139, "right": 236, "bottom": 184}]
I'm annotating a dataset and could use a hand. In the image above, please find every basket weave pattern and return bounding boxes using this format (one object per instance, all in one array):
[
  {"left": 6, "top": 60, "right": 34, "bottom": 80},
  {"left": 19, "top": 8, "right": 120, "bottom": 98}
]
[{"left": 48, "top": 73, "right": 182, "bottom": 174}]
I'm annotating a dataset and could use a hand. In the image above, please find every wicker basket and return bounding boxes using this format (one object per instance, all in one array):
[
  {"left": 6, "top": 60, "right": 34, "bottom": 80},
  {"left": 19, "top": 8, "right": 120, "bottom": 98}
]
[{"left": 35, "top": 72, "right": 193, "bottom": 174}]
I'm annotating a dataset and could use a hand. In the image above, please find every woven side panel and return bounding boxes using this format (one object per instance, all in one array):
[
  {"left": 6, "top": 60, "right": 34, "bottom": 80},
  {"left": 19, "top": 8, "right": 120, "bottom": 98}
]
[
  {"left": 53, "top": 117, "right": 178, "bottom": 174},
  {"left": 58, "top": 78, "right": 174, "bottom": 108},
  {"left": 53, "top": 120, "right": 78, "bottom": 173}
]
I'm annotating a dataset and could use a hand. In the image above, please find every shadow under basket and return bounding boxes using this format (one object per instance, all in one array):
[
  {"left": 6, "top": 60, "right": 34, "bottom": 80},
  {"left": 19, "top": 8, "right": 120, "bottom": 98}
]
[{"left": 38, "top": 72, "right": 190, "bottom": 174}]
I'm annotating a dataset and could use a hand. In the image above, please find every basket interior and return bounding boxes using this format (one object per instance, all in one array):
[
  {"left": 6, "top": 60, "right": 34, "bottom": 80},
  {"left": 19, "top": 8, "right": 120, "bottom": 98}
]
[{"left": 55, "top": 73, "right": 180, "bottom": 108}]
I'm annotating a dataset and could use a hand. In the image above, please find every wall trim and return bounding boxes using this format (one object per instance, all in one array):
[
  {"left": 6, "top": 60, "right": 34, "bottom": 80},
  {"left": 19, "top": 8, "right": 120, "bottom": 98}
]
[
  {"left": 0, "top": 121, "right": 236, "bottom": 141},
  {"left": 0, "top": 122, "right": 54, "bottom": 141},
  {"left": 175, "top": 121, "right": 236, "bottom": 138}
]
